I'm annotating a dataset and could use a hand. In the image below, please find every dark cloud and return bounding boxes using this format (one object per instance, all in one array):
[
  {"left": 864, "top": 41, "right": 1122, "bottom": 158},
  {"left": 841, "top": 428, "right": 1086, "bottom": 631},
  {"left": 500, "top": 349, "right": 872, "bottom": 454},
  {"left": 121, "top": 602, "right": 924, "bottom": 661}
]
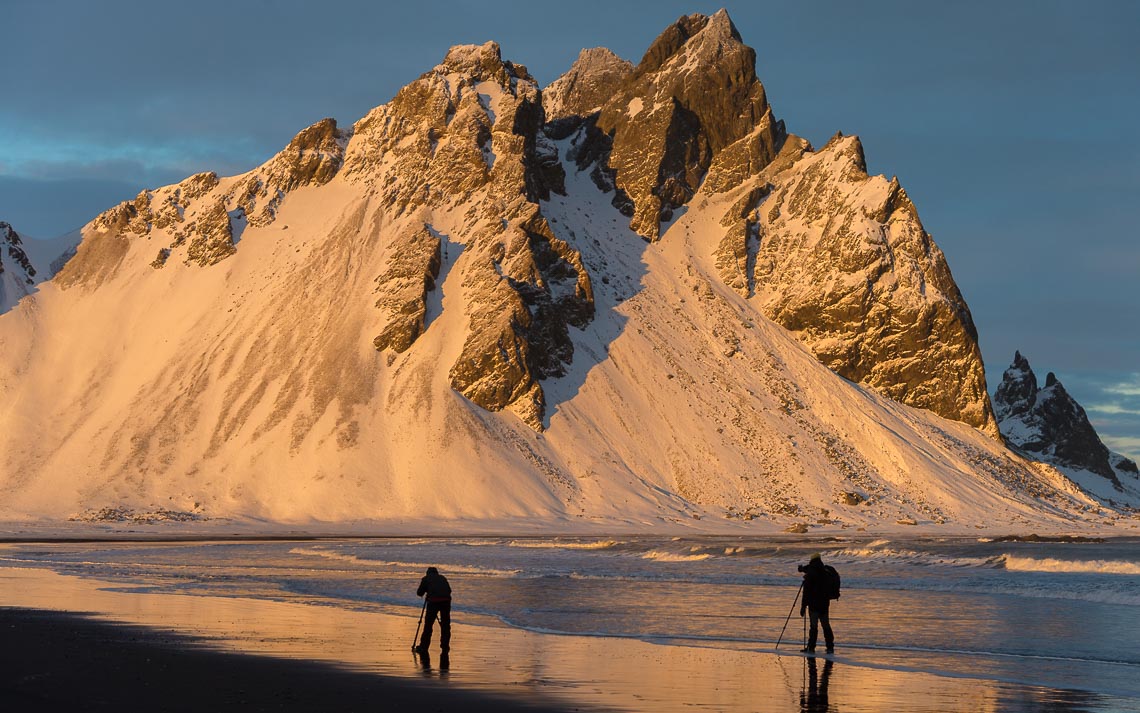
[{"left": 0, "top": 176, "right": 144, "bottom": 236}]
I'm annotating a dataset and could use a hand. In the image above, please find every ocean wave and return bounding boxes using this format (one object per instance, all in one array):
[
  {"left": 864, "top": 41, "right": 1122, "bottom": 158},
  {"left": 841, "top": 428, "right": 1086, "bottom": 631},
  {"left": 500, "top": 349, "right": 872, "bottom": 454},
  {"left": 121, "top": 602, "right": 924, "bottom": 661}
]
[
  {"left": 829, "top": 545, "right": 1001, "bottom": 569},
  {"left": 1002, "top": 555, "right": 1140, "bottom": 576},
  {"left": 287, "top": 547, "right": 521, "bottom": 576},
  {"left": 640, "top": 550, "right": 712, "bottom": 562},
  {"left": 506, "top": 540, "right": 621, "bottom": 550}
]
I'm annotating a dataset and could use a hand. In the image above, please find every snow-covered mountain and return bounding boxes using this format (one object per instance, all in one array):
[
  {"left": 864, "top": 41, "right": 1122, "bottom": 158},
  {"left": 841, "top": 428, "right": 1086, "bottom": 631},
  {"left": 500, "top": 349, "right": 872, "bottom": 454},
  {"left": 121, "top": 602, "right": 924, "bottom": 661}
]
[
  {"left": 995, "top": 351, "right": 1140, "bottom": 504},
  {"left": 0, "top": 221, "right": 38, "bottom": 311},
  {"left": 0, "top": 11, "right": 1131, "bottom": 531},
  {"left": 0, "top": 221, "right": 77, "bottom": 315}
]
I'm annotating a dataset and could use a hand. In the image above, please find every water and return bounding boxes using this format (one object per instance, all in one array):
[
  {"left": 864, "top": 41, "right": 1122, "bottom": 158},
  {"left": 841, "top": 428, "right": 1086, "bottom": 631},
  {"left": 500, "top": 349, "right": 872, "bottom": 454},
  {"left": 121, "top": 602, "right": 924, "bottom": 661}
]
[{"left": 2, "top": 536, "right": 1138, "bottom": 710}]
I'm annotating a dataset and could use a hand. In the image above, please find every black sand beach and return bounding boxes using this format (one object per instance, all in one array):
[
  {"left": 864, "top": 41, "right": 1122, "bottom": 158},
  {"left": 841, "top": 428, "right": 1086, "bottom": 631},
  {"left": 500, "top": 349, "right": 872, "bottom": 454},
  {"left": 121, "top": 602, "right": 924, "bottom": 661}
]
[{"left": 1, "top": 608, "right": 584, "bottom": 712}]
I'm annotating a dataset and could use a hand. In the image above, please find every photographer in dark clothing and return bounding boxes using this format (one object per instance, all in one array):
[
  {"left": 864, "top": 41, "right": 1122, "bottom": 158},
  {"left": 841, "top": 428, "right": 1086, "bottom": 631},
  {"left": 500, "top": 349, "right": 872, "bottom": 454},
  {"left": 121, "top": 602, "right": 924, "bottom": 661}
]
[
  {"left": 415, "top": 567, "right": 452, "bottom": 654},
  {"left": 798, "top": 553, "right": 837, "bottom": 654}
]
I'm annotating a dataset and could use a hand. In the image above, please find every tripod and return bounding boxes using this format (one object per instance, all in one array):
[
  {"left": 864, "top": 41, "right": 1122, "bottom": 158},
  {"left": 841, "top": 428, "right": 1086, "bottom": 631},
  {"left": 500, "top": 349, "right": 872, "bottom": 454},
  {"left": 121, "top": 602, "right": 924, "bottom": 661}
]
[
  {"left": 775, "top": 581, "right": 804, "bottom": 650},
  {"left": 411, "top": 598, "right": 427, "bottom": 652}
]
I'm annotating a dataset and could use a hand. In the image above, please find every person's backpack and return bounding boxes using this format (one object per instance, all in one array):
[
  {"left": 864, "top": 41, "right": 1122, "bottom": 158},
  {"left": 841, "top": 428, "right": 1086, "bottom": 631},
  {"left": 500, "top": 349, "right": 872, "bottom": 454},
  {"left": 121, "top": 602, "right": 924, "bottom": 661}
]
[{"left": 823, "top": 565, "right": 841, "bottom": 600}]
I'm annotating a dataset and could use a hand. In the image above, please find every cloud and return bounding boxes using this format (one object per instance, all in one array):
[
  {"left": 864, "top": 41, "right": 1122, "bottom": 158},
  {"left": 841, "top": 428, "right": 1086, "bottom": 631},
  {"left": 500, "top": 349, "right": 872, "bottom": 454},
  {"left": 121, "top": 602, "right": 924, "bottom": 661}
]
[
  {"left": 1105, "top": 375, "right": 1140, "bottom": 397},
  {"left": 1087, "top": 403, "right": 1140, "bottom": 416},
  {"left": 1101, "top": 435, "right": 1140, "bottom": 459},
  {"left": 0, "top": 128, "right": 265, "bottom": 186}
]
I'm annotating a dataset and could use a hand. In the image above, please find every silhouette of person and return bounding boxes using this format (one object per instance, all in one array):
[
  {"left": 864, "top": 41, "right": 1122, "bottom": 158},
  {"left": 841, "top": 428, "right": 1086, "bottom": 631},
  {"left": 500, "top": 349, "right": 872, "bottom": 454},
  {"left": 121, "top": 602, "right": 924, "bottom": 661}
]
[
  {"left": 799, "top": 553, "right": 836, "bottom": 653},
  {"left": 415, "top": 566, "right": 452, "bottom": 654},
  {"left": 800, "top": 657, "right": 833, "bottom": 712}
]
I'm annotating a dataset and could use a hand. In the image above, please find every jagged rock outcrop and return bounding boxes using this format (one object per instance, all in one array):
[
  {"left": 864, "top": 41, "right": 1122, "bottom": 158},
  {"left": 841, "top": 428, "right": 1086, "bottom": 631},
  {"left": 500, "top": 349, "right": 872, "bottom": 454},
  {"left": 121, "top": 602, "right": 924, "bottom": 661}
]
[
  {"left": 714, "top": 133, "right": 996, "bottom": 433},
  {"left": 555, "top": 10, "right": 784, "bottom": 241},
  {"left": 228, "top": 117, "right": 348, "bottom": 227},
  {"left": 995, "top": 352, "right": 1134, "bottom": 487},
  {"left": 352, "top": 42, "right": 593, "bottom": 427},
  {"left": 372, "top": 223, "right": 442, "bottom": 353},
  {"left": 543, "top": 48, "right": 633, "bottom": 123}
]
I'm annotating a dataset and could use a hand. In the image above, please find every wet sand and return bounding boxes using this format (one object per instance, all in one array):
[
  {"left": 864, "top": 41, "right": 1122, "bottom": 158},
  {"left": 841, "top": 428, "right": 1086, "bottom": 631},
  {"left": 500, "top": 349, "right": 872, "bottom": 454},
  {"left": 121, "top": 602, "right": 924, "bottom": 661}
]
[
  {"left": 0, "top": 567, "right": 1122, "bottom": 712},
  {"left": 2, "top": 608, "right": 579, "bottom": 712}
]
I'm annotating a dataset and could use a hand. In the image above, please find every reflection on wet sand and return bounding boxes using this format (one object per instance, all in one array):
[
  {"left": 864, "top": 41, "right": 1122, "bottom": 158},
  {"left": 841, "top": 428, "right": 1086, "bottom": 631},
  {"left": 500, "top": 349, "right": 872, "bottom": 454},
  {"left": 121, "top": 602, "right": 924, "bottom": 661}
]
[
  {"left": 0, "top": 568, "right": 1127, "bottom": 712},
  {"left": 801, "top": 657, "right": 834, "bottom": 712},
  {"left": 417, "top": 649, "right": 450, "bottom": 678}
]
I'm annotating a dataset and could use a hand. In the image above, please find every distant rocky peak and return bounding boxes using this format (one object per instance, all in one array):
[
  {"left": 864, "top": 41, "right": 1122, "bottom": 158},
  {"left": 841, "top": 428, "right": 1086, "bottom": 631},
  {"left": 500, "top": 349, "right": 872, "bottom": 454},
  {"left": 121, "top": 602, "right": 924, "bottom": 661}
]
[
  {"left": 993, "top": 350, "right": 1039, "bottom": 420},
  {"left": 1, "top": 221, "right": 36, "bottom": 283},
  {"left": 994, "top": 352, "right": 1129, "bottom": 486}
]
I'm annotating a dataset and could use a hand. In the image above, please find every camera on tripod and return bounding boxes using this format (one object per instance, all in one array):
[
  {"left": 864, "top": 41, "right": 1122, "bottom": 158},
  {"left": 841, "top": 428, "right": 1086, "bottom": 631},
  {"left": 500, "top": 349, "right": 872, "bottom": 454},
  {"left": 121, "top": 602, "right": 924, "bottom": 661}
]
[{"left": 797, "top": 564, "right": 808, "bottom": 573}]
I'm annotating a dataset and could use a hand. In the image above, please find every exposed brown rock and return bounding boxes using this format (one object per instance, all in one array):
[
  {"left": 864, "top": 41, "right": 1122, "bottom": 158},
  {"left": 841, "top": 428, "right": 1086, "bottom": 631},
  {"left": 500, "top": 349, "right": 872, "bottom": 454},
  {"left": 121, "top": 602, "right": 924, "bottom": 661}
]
[
  {"left": 373, "top": 223, "right": 442, "bottom": 353},
  {"left": 543, "top": 48, "right": 633, "bottom": 123},
  {"left": 62, "top": 118, "right": 346, "bottom": 285},
  {"left": 229, "top": 118, "right": 348, "bottom": 227},
  {"left": 572, "top": 9, "right": 784, "bottom": 240},
  {"left": 724, "top": 134, "right": 996, "bottom": 434},
  {"left": 185, "top": 199, "right": 236, "bottom": 267},
  {"left": 346, "top": 41, "right": 594, "bottom": 428}
]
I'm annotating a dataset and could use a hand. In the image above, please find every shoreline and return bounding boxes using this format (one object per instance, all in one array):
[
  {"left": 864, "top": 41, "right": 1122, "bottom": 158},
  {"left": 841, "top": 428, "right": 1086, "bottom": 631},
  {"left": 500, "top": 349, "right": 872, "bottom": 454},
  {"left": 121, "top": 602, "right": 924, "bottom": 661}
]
[
  {"left": 2, "top": 566, "right": 1135, "bottom": 712},
  {"left": 0, "top": 523, "right": 1135, "bottom": 544}
]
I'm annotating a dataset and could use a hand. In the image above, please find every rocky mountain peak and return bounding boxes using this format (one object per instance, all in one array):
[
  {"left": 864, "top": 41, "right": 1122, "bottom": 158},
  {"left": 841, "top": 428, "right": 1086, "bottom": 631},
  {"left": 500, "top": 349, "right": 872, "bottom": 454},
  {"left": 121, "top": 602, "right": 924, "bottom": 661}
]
[
  {"left": 634, "top": 12, "right": 712, "bottom": 76},
  {"left": 994, "top": 352, "right": 1133, "bottom": 487},
  {"left": 714, "top": 127, "right": 997, "bottom": 433},
  {"left": 440, "top": 41, "right": 531, "bottom": 85},
  {"left": 560, "top": 9, "right": 782, "bottom": 241},
  {"left": 993, "top": 350, "right": 1038, "bottom": 420},
  {"left": 341, "top": 40, "right": 592, "bottom": 429},
  {"left": 543, "top": 48, "right": 633, "bottom": 123}
]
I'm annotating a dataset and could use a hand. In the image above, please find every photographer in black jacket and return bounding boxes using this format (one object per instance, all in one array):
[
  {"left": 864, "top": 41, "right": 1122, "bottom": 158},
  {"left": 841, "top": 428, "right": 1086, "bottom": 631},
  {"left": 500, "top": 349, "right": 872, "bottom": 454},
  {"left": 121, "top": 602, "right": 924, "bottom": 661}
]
[
  {"left": 415, "top": 567, "right": 452, "bottom": 654},
  {"left": 798, "top": 553, "right": 837, "bottom": 653}
]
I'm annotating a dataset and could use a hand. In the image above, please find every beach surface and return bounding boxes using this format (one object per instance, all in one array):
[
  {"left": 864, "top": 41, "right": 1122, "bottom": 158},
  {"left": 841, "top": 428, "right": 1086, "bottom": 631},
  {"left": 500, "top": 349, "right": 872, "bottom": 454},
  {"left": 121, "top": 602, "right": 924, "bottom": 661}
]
[{"left": 2, "top": 564, "right": 1130, "bottom": 713}]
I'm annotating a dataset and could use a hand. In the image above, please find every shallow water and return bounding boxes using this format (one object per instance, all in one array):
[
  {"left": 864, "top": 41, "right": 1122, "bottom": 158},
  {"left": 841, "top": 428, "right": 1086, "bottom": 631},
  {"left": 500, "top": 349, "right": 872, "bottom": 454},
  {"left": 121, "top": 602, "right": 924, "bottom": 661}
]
[{"left": 2, "top": 536, "right": 1138, "bottom": 711}]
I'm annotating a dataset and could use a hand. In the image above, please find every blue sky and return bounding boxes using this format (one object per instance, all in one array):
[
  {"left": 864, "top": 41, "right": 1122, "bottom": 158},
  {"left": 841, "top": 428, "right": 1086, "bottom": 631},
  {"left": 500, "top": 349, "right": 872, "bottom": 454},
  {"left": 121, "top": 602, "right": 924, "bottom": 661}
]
[{"left": 1, "top": 0, "right": 1137, "bottom": 458}]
